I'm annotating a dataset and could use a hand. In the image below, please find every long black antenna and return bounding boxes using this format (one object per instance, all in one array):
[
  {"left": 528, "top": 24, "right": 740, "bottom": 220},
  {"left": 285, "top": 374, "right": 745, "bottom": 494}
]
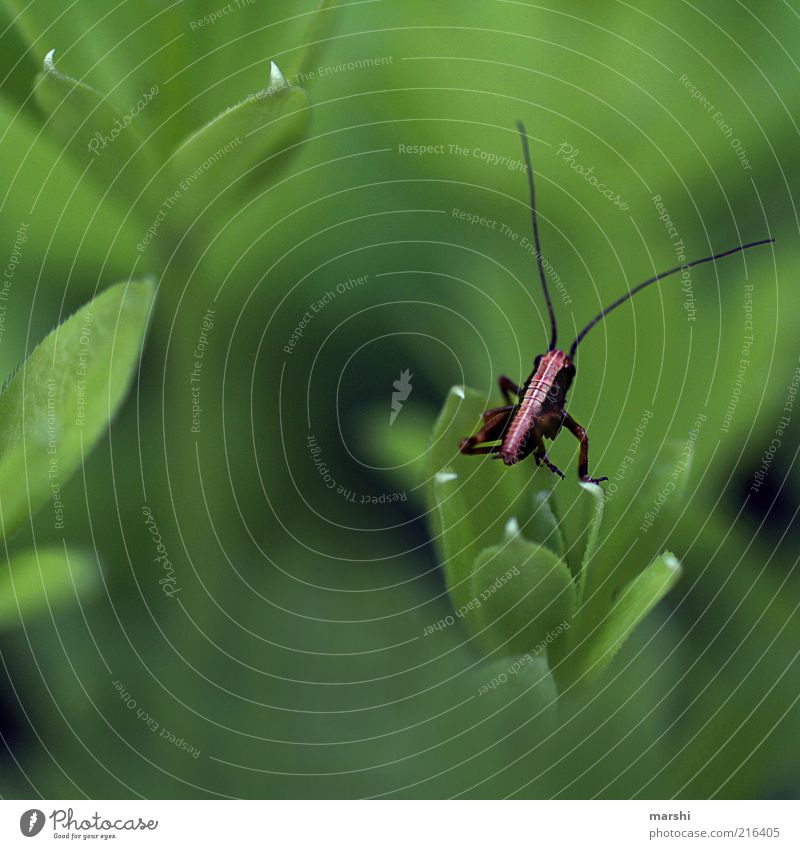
[
  {"left": 517, "top": 120, "right": 558, "bottom": 351},
  {"left": 569, "top": 238, "right": 774, "bottom": 358}
]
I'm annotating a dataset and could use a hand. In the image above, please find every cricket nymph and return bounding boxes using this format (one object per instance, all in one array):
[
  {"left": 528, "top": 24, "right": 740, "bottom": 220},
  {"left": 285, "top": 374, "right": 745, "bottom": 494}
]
[
  {"left": 458, "top": 120, "right": 774, "bottom": 483},
  {"left": 459, "top": 348, "right": 594, "bottom": 481}
]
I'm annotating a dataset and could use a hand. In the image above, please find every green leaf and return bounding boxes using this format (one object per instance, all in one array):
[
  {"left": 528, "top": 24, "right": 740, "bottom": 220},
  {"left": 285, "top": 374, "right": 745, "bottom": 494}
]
[
  {"left": 464, "top": 533, "right": 575, "bottom": 658},
  {"left": 0, "top": 97, "right": 144, "bottom": 286},
  {"left": 527, "top": 489, "right": 565, "bottom": 557},
  {"left": 577, "top": 482, "right": 605, "bottom": 596},
  {"left": 4, "top": 0, "right": 190, "bottom": 150},
  {"left": 168, "top": 60, "right": 309, "bottom": 212},
  {"left": 34, "top": 49, "right": 159, "bottom": 192},
  {"left": 552, "top": 477, "right": 605, "bottom": 590},
  {"left": 469, "top": 652, "right": 559, "bottom": 733},
  {"left": 0, "top": 280, "right": 154, "bottom": 540},
  {"left": 0, "top": 545, "right": 100, "bottom": 631},
  {"left": 0, "top": 2, "right": 36, "bottom": 106},
  {"left": 426, "top": 386, "right": 552, "bottom": 614},
  {"left": 582, "top": 437, "right": 694, "bottom": 624},
  {"left": 565, "top": 550, "right": 682, "bottom": 686},
  {"left": 285, "top": 0, "right": 339, "bottom": 82}
]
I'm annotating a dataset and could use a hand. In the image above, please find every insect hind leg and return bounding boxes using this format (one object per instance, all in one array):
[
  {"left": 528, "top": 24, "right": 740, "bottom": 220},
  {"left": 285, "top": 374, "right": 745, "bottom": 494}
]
[
  {"left": 483, "top": 404, "right": 513, "bottom": 422},
  {"left": 533, "top": 435, "right": 565, "bottom": 479},
  {"left": 459, "top": 407, "right": 513, "bottom": 455}
]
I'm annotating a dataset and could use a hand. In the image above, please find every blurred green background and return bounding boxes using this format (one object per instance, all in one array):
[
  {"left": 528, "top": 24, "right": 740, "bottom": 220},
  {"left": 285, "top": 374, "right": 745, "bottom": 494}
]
[{"left": 0, "top": 0, "right": 797, "bottom": 798}]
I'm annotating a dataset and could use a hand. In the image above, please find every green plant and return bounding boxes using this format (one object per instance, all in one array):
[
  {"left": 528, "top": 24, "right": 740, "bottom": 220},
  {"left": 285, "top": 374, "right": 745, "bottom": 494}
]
[
  {"left": 0, "top": 280, "right": 152, "bottom": 629},
  {"left": 0, "top": 0, "right": 337, "bottom": 615},
  {"left": 426, "top": 385, "right": 690, "bottom": 698},
  {"left": 1, "top": 0, "right": 795, "bottom": 801},
  {"left": 34, "top": 47, "right": 311, "bottom": 253}
]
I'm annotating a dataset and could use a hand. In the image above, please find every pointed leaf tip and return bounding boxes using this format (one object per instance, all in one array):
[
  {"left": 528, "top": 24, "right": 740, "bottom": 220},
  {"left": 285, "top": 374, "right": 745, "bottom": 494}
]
[
  {"left": 567, "top": 549, "right": 683, "bottom": 686},
  {"left": 435, "top": 471, "right": 458, "bottom": 484},
  {"left": 451, "top": 386, "right": 465, "bottom": 399},
  {"left": 504, "top": 516, "right": 520, "bottom": 540},
  {"left": 43, "top": 49, "right": 56, "bottom": 72},
  {"left": 269, "top": 60, "right": 288, "bottom": 91}
]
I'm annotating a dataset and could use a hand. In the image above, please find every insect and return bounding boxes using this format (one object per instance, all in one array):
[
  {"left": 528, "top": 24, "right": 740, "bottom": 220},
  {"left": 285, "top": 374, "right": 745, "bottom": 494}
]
[{"left": 459, "top": 121, "right": 774, "bottom": 483}]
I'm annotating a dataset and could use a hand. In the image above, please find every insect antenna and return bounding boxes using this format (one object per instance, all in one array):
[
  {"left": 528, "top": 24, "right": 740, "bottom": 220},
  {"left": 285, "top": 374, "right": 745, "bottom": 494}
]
[
  {"left": 568, "top": 237, "right": 775, "bottom": 358},
  {"left": 517, "top": 121, "right": 558, "bottom": 351}
]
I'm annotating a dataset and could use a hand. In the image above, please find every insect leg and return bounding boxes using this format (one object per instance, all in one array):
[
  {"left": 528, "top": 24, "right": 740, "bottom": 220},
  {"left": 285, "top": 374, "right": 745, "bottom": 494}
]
[
  {"left": 498, "top": 375, "right": 521, "bottom": 404},
  {"left": 459, "top": 408, "right": 513, "bottom": 455},
  {"left": 533, "top": 435, "right": 565, "bottom": 479},
  {"left": 483, "top": 404, "right": 514, "bottom": 422},
  {"left": 463, "top": 444, "right": 501, "bottom": 455},
  {"left": 562, "top": 412, "right": 608, "bottom": 484}
]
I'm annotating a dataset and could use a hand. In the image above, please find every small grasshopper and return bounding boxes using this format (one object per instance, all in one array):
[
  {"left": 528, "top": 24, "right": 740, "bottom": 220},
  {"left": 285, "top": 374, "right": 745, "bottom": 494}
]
[{"left": 460, "top": 121, "right": 774, "bottom": 483}]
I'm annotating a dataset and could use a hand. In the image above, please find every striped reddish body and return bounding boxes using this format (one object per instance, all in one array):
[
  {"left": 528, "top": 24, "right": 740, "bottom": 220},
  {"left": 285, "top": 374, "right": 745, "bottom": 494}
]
[{"left": 500, "top": 350, "right": 574, "bottom": 465}]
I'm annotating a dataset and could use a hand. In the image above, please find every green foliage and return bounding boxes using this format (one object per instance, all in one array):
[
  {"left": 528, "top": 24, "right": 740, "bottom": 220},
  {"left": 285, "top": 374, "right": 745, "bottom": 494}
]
[
  {"left": 284, "top": 0, "right": 339, "bottom": 81},
  {"left": 553, "top": 480, "right": 604, "bottom": 601},
  {"left": 468, "top": 652, "right": 559, "bottom": 733},
  {"left": 169, "top": 61, "right": 310, "bottom": 211},
  {"left": 0, "top": 280, "right": 153, "bottom": 540},
  {"left": 426, "top": 385, "right": 685, "bottom": 694},
  {"left": 563, "top": 551, "right": 682, "bottom": 686},
  {"left": 0, "top": 0, "right": 796, "bottom": 801},
  {"left": 466, "top": 531, "right": 575, "bottom": 657},
  {"left": 0, "top": 546, "right": 100, "bottom": 631},
  {"left": 25, "top": 12, "right": 321, "bottom": 259},
  {"left": 34, "top": 50, "right": 159, "bottom": 193},
  {"left": 426, "top": 386, "right": 540, "bottom": 608}
]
